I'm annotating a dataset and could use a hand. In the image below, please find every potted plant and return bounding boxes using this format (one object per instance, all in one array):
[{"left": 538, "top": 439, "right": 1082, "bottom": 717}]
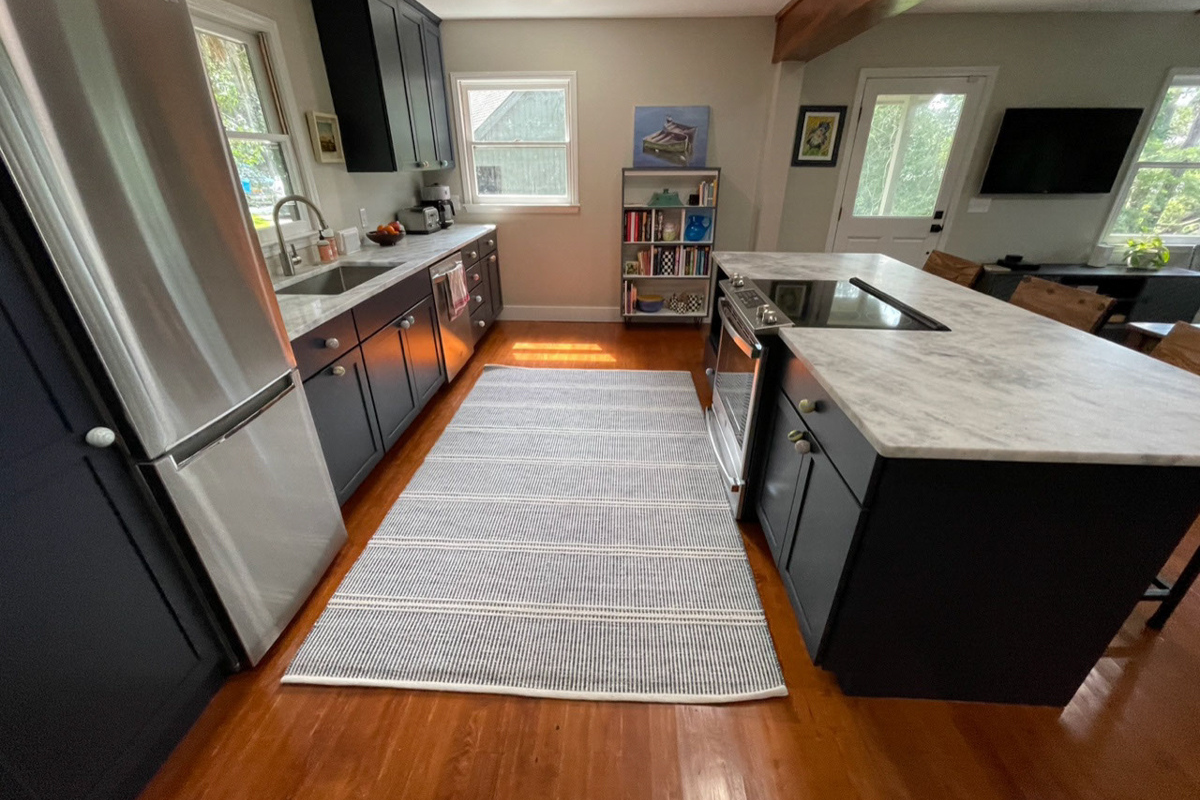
[{"left": 1124, "top": 236, "right": 1171, "bottom": 270}]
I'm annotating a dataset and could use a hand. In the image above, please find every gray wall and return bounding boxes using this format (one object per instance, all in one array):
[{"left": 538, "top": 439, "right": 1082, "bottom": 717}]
[
  {"left": 778, "top": 12, "right": 1200, "bottom": 264},
  {"left": 441, "top": 17, "right": 777, "bottom": 317}
]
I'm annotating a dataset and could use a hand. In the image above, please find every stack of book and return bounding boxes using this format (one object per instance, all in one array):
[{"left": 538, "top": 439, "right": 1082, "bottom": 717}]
[
  {"left": 623, "top": 210, "right": 662, "bottom": 242},
  {"left": 623, "top": 245, "right": 712, "bottom": 278},
  {"left": 698, "top": 178, "right": 718, "bottom": 207},
  {"left": 622, "top": 280, "right": 639, "bottom": 314}
]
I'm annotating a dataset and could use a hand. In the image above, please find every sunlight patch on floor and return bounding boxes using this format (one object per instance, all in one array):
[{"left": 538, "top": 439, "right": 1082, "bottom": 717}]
[{"left": 509, "top": 341, "right": 615, "bottom": 363}]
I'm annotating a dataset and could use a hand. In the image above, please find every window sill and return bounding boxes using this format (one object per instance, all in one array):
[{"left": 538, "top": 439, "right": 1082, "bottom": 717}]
[{"left": 463, "top": 204, "right": 580, "bottom": 215}]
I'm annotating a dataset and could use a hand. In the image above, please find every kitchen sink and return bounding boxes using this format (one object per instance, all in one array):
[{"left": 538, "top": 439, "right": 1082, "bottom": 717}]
[{"left": 276, "top": 265, "right": 403, "bottom": 295}]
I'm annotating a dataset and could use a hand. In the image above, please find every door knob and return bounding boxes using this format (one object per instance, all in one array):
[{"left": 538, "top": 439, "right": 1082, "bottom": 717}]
[
  {"left": 331, "top": 365, "right": 346, "bottom": 376},
  {"left": 324, "top": 337, "right": 340, "bottom": 349},
  {"left": 84, "top": 427, "right": 116, "bottom": 448},
  {"left": 798, "top": 399, "right": 817, "bottom": 414}
]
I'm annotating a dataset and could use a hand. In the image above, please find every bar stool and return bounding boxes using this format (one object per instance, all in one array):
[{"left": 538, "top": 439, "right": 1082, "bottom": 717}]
[
  {"left": 1008, "top": 275, "right": 1116, "bottom": 334},
  {"left": 922, "top": 250, "right": 984, "bottom": 289}
]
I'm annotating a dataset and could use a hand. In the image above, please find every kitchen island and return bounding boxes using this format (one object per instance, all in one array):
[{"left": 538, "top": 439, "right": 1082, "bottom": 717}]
[{"left": 714, "top": 251, "right": 1200, "bottom": 705}]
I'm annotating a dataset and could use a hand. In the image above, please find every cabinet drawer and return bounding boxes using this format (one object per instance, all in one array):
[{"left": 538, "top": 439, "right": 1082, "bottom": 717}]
[
  {"left": 465, "top": 263, "right": 485, "bottom": 294},
  {"left": 781, "top": 354, "right": 878, "bottom": 504},
  {"left": 470, "top": 292, "right": 495, "bottom": 343},
  {"left": 352, "top": 269, "right": 433, "bottom": 340},
  {"left": 478, "top": 230, "right": 497, "bottom": 258},
  {"left": 291, "top": 312, "right": 357, "bottom": 381},
  {"left": 469, "top": 283, "right": 487, "bottom": 314}
]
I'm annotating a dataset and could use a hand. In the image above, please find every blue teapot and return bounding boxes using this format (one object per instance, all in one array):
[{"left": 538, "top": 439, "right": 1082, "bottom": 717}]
[{"left": 684, "top": 214, "right": 711, "bottom": 242}]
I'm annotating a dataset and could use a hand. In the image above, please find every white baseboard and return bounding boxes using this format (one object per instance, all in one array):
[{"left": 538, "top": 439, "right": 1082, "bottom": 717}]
[{"left": 499, "top": 305, "right": 623, "bottom": 322}]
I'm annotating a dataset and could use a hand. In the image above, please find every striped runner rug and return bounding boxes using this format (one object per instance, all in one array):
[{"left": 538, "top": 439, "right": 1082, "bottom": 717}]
[{"left": 283, "top": 366, "right": 787, "bottom": 703}]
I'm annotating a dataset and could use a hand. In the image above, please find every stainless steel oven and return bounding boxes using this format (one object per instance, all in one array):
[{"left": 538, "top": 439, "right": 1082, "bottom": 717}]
[{"left": 706, "top": 296, "right": 766, "bottom": 518}]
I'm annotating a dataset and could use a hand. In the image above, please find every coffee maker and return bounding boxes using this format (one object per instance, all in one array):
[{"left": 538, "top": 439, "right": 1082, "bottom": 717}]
[{"left": 420, "top": 184, "right": 455, "bottom": 229}]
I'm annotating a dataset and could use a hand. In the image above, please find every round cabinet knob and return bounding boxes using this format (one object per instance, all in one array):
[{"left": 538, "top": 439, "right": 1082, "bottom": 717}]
[
  {"left": 84, "top": 426, "right": 116, "bottom": 449},
  {"left": 474, "top": 295, "right": 483, "bottom": 303},
  {"left": 794, "top": 440, "right": 812, "bottom": 454},
  {"left": 439, "top": 160, "right": 448, "bottom": 167},
  {"left": 487, "top": 238, "right": 495, "bottom": 247},
  {"left": 468, "top": 250, "right": 477, "bottom": 259},
  {"left": 331, "top": 365, "right": 346, "bottom": 376},
  {"left": 705, "top": 368, "right": 713, "bottom": 376},
  {"left": 488, "top": 254, "right": 497, "bottom": 262},
  {"left": 399, "top": 319, "right": 412, "bottom": 329},
  {"left": 472, "top": 273, "right": 481, "bottom": 283},
  {"left": 324, "top": 337, "right": 340, "bottom": 349},
  {"left": 798, "top": 399, "right": 817, "bottom": 414},
  {"left": 421, "top": 161, "right": 430, "bottom": 168},
  {"left": 475, "top": 320, "right": 486, "bottom": 328},
  {"left": 407, "top": 315, "right": 416, "bottom": 325}
]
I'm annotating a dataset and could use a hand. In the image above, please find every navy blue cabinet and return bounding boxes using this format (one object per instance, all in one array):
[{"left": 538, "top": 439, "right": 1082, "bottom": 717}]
[
  {"left": 303, "top": 347, "right": 384, "bottom": 504},
  {"left": 755, "top": 390, "right": 810, "bottom": 567},
  {"left": 405, "top": 294, "right": 445, "bottom": 405},
  {"left": 361, "top": 318, "right": 420, "bottom": 450},
  {"left": 311, "top": 0, "right": 454, "bottom": 172},
  {"left": 0, "top": 204, "right": 225, "bottom": 799}
]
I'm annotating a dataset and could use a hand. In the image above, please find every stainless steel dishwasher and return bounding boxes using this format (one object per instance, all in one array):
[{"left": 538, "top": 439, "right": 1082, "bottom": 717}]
[{"left": 430, "top": 253, "right": 474, "bottom": 381}]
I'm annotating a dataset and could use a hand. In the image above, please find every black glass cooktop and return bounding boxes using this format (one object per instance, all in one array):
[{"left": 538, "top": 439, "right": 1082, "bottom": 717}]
[{"left": 743, "top": 278, "right": 949, "bottom": 331}]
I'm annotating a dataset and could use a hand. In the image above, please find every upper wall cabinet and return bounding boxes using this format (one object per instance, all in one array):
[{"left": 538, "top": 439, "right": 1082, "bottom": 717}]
[{"left": 310, "top": 0, "right": 454, "bottom": 173}]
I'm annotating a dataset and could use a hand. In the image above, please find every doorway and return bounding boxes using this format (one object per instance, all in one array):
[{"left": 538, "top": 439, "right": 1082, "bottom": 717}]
[{"left": 829, "top": 69, "right": 995, "bottom": 266}]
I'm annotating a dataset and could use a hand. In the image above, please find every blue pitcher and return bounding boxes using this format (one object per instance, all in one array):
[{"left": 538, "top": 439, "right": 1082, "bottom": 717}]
[{"left": 684, "top": 214, "right": 711, "bottom": 242}]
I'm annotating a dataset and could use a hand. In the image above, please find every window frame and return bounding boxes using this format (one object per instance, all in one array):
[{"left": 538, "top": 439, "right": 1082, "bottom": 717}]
[
  {"left": 450, "top": 71, "right": 579, "bottom": 213},
  {"left": 188, "top": 0, "right": 321, "bottom": 252},
  {"left": 1101, "top": 67, "right": 1200, "bottom": 248}
]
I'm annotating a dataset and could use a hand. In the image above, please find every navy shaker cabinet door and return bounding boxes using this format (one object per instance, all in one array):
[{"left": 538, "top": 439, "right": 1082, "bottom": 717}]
[
  {"left": 362, "top": 318, "right": 419, "bottom": 450},
  {"left": 303, "top": 347, "right": 384, "bottom": 504}
]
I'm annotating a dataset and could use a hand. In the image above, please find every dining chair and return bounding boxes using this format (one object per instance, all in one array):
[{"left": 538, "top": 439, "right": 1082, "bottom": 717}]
[
  {"left": 1144, "top": 322, "right": 1200, "bottom": 630},
  {"left": 1008, "top": 276, "right": 1117, "bottom": 334},
  {"left": 922, "top": 250, "right": 984, "bottom": 288}
]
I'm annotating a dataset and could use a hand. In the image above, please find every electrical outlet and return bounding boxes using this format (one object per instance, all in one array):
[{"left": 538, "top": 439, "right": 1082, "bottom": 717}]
[{"left": 358, "top": 207, "right": 369, "bottom": 228}]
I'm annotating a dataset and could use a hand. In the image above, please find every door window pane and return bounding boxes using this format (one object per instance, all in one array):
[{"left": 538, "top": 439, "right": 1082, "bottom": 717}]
[
  {"left": 196, "top": 31, "right": 269, "bottom": 134},
  {"left": 228, "top": 140, "right": 297, "bottom": 229},
  {"left": 1112, "top": 167, "right": 1200, "bottom": 237},
  {"left": 468, "top": 89, "right": 567, "bottom": 143},
  {"left": 473, "top": 145, "right": 567, "bottom": 196},
  {"left": 853, "top": 93, "right": 965, "bottom": 218}
]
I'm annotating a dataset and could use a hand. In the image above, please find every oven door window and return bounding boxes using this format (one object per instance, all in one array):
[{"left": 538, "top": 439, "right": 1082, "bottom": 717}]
[{"left": 714, "top": 311, "right": 759, "bottom": 445}]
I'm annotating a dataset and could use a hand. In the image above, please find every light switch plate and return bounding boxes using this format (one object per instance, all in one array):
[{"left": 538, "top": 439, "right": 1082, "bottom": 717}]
[
  {"left": 967, "top": 197, "right": 991, "bottom": 213},
  {"left": 358, "top": 207, "right": 369, "bottom": 228}
]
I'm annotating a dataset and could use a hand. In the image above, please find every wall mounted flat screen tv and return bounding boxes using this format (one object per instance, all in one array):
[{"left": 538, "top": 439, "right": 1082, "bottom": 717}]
[{"left": 979, "top": 108, "right": 1143, "bottom": 194}]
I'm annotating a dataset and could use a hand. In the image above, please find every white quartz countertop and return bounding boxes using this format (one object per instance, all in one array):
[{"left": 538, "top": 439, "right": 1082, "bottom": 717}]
[
  {"left": 273, "top": 224, "right": 496, "bottom": 340},
  {"left": 713, "top": 252, "right": 1200, "bottom": 467}
]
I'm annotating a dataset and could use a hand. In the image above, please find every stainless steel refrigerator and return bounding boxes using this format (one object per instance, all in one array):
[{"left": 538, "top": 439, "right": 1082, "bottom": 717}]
[{"left": 0, "top": 0, "right": 347, "bottom": 664}]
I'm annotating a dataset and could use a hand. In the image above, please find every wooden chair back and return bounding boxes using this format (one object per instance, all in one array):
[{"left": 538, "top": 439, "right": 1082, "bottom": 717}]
[
  {"left": 1154, "top": 323, "right": 1200, "bottom": 377},
  {"left": 923, "top": 250, "right": 984, "bottom": 288},
  {"left": 1008, "top": 276, "right": 1117, "bottom": 334}
]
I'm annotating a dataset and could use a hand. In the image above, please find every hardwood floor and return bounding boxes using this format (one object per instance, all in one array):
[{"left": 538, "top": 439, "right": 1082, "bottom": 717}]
[{"left": 141, "top": 321, "right": 1200, "bottom": 800}]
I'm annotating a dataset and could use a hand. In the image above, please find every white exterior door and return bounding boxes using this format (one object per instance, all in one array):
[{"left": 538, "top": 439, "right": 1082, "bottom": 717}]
[{"left": 832, "top": 73, "right": 990, "bottom": 266}]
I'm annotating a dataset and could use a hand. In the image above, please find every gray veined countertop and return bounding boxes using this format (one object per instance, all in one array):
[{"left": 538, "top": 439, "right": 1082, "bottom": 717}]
[
  {"left": 713, "top": 251, "right": 1200, "bottom": 467},
  {"left": 272, "top": 224, "right": 496, "bottom": 341}
]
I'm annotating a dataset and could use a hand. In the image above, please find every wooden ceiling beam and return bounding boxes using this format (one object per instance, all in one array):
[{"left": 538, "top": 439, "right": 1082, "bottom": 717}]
[{"left": 773, "top": 0, "right": 926, "bottom": 63}]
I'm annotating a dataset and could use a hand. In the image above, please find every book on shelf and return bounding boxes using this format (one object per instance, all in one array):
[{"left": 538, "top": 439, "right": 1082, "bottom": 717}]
[
  {"left": 623, "top": 245, "right": 711, "bottom": 278},
  {"left": 698, "top": 178, "right": 718, "bottom": 207}
]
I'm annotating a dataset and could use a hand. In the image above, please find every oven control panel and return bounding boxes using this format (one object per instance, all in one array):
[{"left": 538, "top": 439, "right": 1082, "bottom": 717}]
[{"left": 721, "top": 275, "right": 788, "bottom": 332}]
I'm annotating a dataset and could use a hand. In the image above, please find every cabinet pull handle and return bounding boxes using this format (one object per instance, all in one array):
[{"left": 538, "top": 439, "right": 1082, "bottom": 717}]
[
  {"left": 475, "top": 320, "right": 486, "bottom": 328},
  {"left": 331, "top": 365, "right": 346, "bottom": 377},
  {"left": 323, "top": 337, "right": 340, "bottom": 349},
  {"left": 798, "top": 398, "right": 817, "bottom": 414},
  {"left": 85, "top": 427, "right": 117, "bottom": 449}
]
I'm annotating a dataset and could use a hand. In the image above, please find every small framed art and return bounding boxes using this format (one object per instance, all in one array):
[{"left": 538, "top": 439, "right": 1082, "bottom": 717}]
[
  {"left": 792, "top": 105, "right": 846, "bottom": 167},
  {"left": 306, "top": 111, "right": 345, "bottom": 163}
]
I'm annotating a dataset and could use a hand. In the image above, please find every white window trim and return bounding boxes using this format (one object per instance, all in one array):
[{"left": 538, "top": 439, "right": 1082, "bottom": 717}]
[
  {"left": 450, "top": 71, "right": 579, "bottom": 213},
  {"left": 188, "top": 0, "right": 322, "bottom": 254},
  {"left": 1100, "top": 67, "right": 1200, "bottom": 249}
]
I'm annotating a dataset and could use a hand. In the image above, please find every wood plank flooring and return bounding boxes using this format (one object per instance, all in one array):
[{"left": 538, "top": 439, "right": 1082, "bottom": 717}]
[{"left": 141, "top": 321, "right": 1200, "bottom": 800}]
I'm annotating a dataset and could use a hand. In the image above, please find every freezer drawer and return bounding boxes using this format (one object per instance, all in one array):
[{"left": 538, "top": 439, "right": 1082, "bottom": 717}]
[{"left": 152, "top": 375, "right": 346, "bottom": 665}]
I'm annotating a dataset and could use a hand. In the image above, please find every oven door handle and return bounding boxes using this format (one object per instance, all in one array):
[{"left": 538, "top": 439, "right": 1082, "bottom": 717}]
[{"left": 718, "top": 298, "right": 762, "bottom": 359}]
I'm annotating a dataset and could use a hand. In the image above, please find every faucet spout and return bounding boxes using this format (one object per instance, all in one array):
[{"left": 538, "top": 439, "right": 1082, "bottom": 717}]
[{"left": 272, "top": 194, "right": 330, "bottom": 276}]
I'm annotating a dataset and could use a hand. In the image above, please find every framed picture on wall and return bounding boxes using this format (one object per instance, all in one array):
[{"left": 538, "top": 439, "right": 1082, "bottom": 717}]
[
  {"left": 792, "top": 105, "right": 847, "bottom": 167},
  {"left": 306, "top": 111, "right": 345, "bottom": 163}
]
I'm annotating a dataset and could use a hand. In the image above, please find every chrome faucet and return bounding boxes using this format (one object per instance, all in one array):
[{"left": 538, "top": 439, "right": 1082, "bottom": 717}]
[{"left": 272, "top": 194, "right": 330, "bottom": 276}]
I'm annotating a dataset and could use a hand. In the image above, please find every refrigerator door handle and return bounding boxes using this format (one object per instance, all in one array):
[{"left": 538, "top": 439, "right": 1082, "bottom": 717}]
[{"left": 167, "top": 373, "right": 294, "bottom": 469}]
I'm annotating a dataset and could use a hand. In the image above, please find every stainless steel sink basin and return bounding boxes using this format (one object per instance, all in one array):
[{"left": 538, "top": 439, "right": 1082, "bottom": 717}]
[{"left": 276, "top": 265, "right": 402, "bottom": 295}]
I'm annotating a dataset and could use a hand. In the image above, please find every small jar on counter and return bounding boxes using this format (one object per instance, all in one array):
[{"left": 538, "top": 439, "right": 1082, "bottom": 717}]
[{"left": 317, "top": 229, "right": 338, "bottom": 263}]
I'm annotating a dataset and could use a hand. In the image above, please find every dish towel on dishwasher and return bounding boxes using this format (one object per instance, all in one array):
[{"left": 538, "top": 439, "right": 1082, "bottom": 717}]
[{"left": 448, "top": 264, "right": 470, "bottom": 319}]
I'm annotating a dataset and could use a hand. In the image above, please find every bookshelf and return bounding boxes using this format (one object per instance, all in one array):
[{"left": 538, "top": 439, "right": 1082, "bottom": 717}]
[{"left": 620, "top": 167, "right": 720, "bottom": 321}]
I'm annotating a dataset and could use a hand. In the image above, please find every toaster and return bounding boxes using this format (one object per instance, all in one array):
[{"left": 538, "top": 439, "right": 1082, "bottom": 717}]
[{"left": 398, "top": 205, "right": 441, "bottom": 234}]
